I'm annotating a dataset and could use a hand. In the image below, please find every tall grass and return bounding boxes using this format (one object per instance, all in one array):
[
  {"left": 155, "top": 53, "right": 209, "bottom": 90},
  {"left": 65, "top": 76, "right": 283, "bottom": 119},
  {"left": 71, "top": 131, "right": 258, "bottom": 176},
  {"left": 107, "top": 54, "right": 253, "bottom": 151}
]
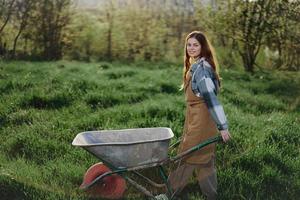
[{"left": 0, "top": 60, "right": 299, "bottom": 199}]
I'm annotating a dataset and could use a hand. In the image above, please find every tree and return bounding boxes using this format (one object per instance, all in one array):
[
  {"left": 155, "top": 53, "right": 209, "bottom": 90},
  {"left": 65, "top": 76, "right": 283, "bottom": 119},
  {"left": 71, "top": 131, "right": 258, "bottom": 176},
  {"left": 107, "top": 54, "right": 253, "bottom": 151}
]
[
  {"left": 103, "top": 0, "right": 115, "bottom": 61},
  {"left": 265, "top": 0, "right": 300, "bottom": 71},
  {"left": 11, "top": 0, "right": 36, "bottom": 58},
  {"left": 33, "top": 0, "right": 72, "bottom": 60},
  {"left": 96, "top": 0, "right": 170, "bottom": 62},
  {"left": 0, "top": 0, "right": 15, "bottom": 34},
  {"left": 234, "top": 0, "right": 278, "bottom": 72},
  {"left": 208, "top": 0, "right": 284, "bottom": 72},
  {"left": 0, "top": 0, "right": 15, "bottom": 56}
]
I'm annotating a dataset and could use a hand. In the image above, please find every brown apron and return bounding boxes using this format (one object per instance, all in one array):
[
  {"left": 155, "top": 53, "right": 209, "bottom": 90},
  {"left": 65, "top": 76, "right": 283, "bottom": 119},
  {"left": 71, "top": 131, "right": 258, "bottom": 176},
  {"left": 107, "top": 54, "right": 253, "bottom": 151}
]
[{"left": 178, "top": 73, "right": 218, "bottom": 164}]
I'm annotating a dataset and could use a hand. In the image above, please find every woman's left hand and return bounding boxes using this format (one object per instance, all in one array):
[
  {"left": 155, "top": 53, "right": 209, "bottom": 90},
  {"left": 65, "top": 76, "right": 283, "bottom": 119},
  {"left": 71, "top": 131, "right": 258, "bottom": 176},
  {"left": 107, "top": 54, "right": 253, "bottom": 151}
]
[{"left": 220, "top": 130, "right": 231, "bottom": 143}]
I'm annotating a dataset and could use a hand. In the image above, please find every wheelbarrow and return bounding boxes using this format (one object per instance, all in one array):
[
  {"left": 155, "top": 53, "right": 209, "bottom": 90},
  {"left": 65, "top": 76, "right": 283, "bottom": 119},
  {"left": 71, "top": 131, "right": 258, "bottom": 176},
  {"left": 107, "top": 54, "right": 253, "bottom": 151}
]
[{"left": 72, "top": 127, "right": 223, "bottom": 199}]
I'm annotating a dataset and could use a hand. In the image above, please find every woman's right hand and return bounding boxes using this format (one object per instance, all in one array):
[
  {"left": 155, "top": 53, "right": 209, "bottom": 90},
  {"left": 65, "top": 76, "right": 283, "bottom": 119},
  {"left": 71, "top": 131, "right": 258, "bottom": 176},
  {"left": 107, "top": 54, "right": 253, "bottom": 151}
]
[{"left": 220, "top": 130, "right": 231, "bottom": 143}]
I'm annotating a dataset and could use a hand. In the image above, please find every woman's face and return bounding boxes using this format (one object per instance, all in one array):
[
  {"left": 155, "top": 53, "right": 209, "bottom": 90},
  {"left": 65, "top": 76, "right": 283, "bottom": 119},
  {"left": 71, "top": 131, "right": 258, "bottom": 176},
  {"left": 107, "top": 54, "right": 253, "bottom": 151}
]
[{"left": 186, "top": 37, "right": 201, "bottom": 59}]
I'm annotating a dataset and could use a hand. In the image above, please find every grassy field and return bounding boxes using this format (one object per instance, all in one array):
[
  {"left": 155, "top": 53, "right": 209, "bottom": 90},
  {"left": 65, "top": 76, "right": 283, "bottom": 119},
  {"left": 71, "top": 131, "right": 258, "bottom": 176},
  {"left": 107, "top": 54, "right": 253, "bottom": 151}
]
[{"left": 0, "top": 60, "right": 299, "bottom": 200}]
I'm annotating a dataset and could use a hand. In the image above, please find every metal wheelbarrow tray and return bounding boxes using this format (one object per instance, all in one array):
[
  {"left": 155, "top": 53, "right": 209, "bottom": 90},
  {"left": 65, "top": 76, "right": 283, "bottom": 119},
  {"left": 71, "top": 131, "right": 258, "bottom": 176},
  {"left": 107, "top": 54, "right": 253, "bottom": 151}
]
[{"left": 72, "top": 127, "right": 173, "bottom": 168}]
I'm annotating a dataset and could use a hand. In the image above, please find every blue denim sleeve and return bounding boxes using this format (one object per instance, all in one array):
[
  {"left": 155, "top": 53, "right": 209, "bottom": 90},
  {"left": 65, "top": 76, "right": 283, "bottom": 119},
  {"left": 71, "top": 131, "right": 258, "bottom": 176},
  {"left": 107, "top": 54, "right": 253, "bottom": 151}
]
[{"left": 194, "top": 62, "right": 229, "bottom": 131}]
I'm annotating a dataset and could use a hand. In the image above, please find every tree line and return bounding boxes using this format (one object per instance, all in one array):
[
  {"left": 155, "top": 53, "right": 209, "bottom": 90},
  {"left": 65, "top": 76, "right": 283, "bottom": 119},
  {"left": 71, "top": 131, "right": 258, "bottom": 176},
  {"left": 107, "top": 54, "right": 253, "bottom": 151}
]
[
  {"left": 0, "top": 0, "right": 299, "bottom": 72},
  {"left": 0, "top": 0, "right": 72, "bottom": 60}
]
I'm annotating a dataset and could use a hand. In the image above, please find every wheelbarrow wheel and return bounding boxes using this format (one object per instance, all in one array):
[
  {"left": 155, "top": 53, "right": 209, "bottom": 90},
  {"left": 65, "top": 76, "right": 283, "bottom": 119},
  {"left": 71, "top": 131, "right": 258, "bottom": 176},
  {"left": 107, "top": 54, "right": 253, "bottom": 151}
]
[{"left": 80, "top": 163, "right": 126, "bottom": 199}]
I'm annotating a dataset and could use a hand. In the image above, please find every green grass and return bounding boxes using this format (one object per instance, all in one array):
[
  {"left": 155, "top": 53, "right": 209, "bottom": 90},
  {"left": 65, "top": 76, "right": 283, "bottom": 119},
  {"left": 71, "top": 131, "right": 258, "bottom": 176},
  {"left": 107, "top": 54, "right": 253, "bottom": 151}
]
[{"left": 0, "top": 60, "right": 299, "bottom": 200}]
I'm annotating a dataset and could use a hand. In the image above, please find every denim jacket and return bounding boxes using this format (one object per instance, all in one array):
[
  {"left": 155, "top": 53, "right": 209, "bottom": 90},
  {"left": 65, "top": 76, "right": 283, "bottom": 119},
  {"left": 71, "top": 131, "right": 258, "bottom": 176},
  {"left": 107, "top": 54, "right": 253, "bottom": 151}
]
[{"left": 189, "top": 57, "right": 228, "bottom": 131}]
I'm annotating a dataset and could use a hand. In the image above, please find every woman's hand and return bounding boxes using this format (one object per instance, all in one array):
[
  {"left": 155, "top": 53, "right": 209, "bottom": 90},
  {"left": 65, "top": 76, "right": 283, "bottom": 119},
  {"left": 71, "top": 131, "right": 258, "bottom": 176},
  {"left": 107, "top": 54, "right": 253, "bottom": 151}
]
[{"left": 220, "top": 130, "right": 231, "bottom": 143}]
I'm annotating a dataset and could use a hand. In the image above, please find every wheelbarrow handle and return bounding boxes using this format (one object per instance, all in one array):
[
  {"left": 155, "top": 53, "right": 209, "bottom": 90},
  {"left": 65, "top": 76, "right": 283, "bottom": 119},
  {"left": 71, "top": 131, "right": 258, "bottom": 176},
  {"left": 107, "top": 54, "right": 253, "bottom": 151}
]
[{"left": 168, "top": 135, "right": 223, "bottom": 163}]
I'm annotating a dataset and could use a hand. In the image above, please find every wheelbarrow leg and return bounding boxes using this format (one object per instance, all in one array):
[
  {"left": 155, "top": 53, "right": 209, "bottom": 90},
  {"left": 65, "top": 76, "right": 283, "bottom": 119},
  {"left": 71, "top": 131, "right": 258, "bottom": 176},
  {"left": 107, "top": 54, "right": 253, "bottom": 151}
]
[
  {"left": 125, "top": 177, "right": 155, "bottom": 198},
  {"left": 158, "top": 166, "right": 173, "bottom": 197}
]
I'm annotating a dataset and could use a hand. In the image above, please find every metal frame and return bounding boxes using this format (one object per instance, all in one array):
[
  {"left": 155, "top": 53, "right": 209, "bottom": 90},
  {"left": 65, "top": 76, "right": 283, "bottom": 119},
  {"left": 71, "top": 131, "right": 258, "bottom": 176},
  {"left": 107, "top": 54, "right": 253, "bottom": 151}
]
[{"left": 81, "top": 135, "right": 223, "bottom": 200}]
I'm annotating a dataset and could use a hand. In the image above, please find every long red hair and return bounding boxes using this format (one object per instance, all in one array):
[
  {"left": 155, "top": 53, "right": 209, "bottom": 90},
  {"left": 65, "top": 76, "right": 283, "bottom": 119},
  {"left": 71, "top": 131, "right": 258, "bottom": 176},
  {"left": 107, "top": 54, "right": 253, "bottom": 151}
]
[{"left": 182, "top": 31, "right": 221, "bottom": 88}]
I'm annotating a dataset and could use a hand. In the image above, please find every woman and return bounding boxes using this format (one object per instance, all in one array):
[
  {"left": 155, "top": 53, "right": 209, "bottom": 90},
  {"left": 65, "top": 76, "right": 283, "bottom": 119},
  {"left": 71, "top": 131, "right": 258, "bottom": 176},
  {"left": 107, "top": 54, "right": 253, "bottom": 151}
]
[{"left": 168, "top": 31, "right": 231, "bottom": 200}]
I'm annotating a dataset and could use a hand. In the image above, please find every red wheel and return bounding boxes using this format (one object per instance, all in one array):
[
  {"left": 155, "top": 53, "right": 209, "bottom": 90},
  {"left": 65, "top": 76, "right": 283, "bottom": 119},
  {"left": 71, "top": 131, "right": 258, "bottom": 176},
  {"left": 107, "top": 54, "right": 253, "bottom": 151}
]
[{"left": 80, "top": 163, "right": 126, "bottom": 199}]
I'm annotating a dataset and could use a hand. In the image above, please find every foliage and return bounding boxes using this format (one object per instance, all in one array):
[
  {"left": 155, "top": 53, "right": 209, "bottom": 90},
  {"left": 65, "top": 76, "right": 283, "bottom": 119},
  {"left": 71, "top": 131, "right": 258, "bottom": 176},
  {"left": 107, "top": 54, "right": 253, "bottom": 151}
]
[
  {"left": 196, "top": 0, "right": 300, "bottom": 72},
  {"left": 1, "top": 0, "right": 299, "bottom": 72},
  {"left": 0, "top": 0, "right": 73, "bottom": 60}
]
